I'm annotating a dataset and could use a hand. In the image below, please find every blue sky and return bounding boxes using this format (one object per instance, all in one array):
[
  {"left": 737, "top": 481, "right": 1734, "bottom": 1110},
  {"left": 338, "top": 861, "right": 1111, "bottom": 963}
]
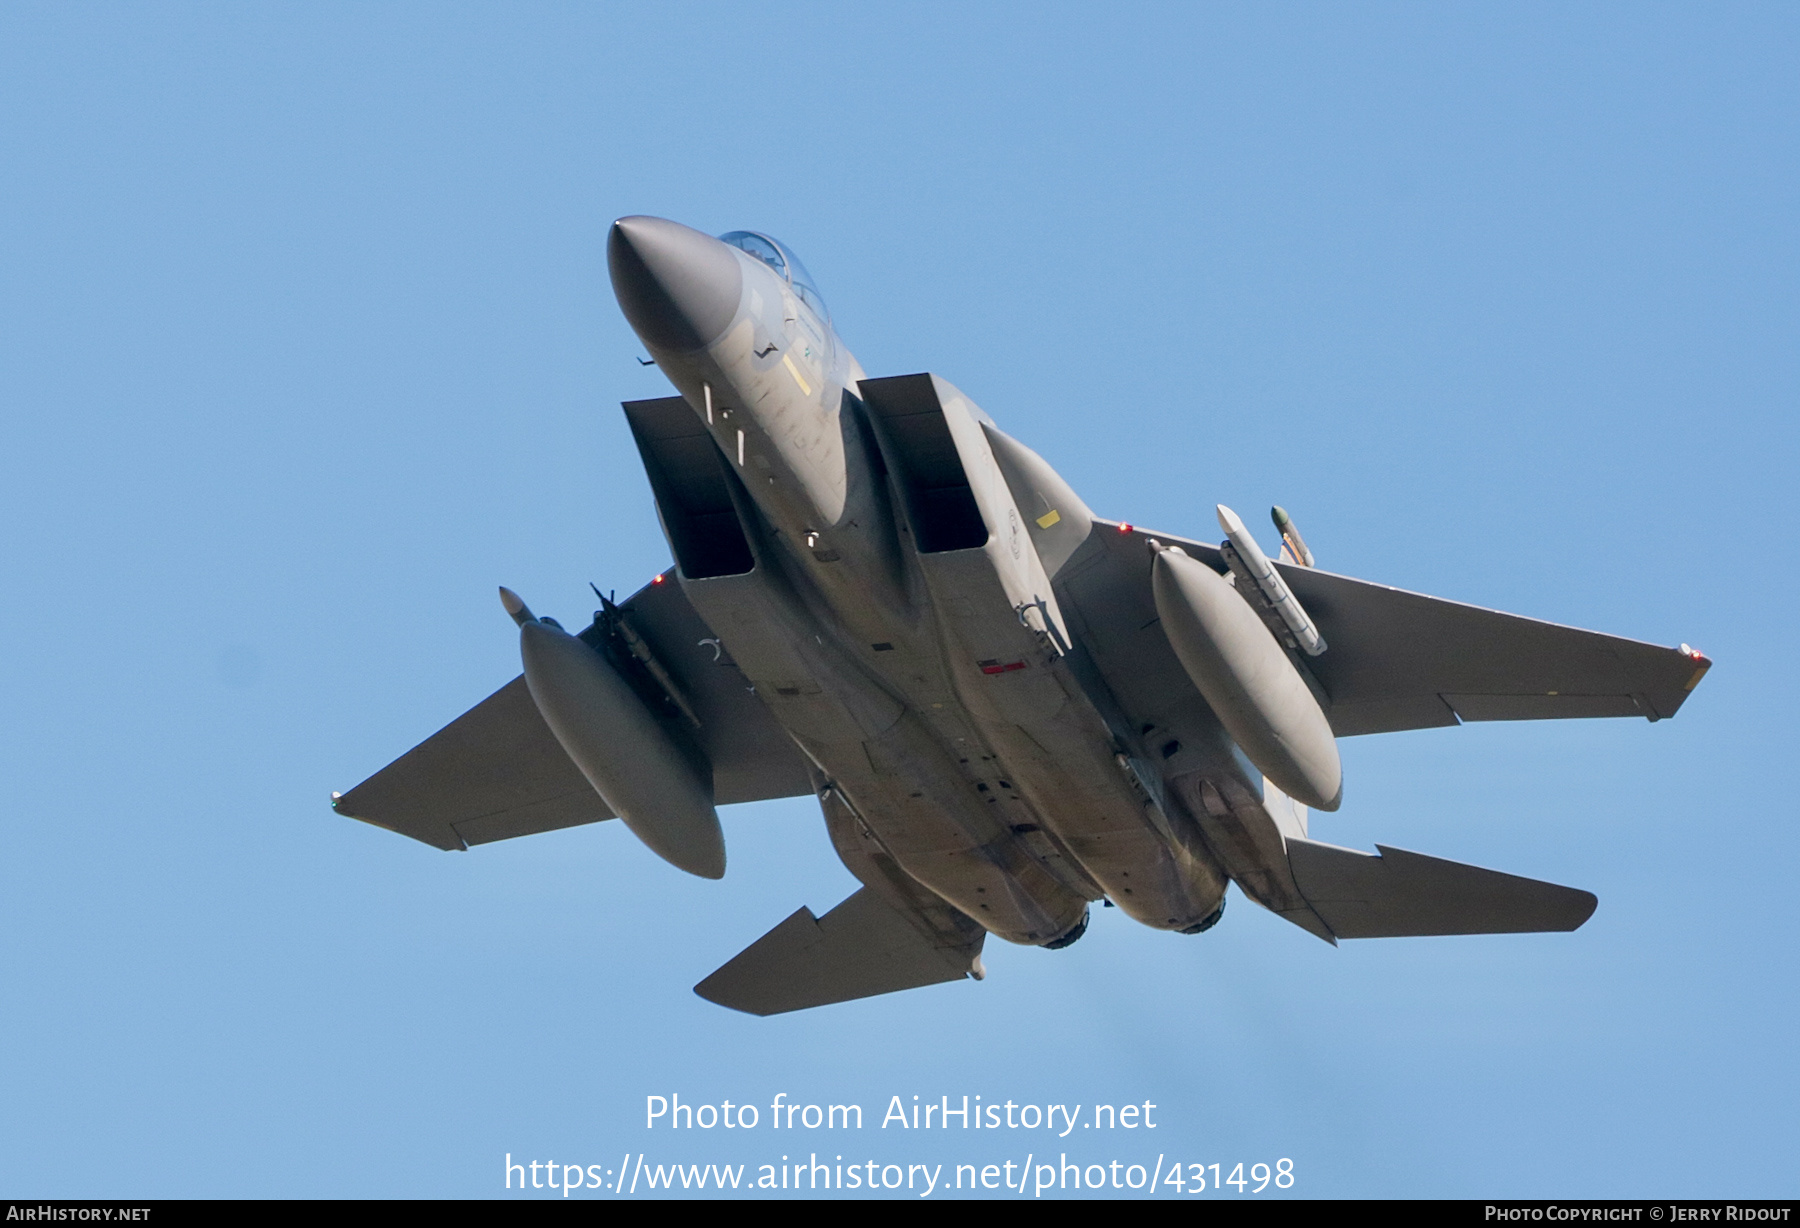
[{"left": 1, "top": 2, "right": 1794, "bottom": 1198}]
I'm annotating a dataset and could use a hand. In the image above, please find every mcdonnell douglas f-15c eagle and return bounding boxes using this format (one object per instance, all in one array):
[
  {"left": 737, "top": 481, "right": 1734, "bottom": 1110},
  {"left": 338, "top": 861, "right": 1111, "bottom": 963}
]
[{"left": 334, "top": 216, "right": 1711, "bottom": 1015}]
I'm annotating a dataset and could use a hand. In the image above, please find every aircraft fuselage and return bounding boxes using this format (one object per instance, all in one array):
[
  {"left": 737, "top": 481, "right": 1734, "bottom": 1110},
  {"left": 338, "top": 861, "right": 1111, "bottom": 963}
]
[
  {"left": 337, "top": 213, "right": 1691, "bottom": 1012},
  {"left": 609, "top": 216, "right": 1276, "bottom": 947}
]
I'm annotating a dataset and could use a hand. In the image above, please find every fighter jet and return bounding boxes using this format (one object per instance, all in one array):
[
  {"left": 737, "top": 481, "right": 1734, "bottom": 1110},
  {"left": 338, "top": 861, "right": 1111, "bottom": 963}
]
[{"left": 334, "top": 216, "right": 1711, "bottom": 1015}]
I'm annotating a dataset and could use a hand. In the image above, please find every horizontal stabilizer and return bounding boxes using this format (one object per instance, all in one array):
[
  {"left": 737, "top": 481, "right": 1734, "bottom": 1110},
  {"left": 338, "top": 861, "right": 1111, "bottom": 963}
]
[
  {"left": 694, "top": 887, "right": 985, "bottom": 1016},
  {"left": 1286, "top": 838, "right": 1597, "bottom": 938}
]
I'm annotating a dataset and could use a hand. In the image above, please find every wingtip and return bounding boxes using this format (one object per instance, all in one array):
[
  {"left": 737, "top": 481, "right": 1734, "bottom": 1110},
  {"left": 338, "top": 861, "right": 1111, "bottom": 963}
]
[
  {"left": 692, "top": 975, "right": 772, "bottom": 1016},
  {"left": 1679, "top": 643, "right": 1712, "bottom": 693}
]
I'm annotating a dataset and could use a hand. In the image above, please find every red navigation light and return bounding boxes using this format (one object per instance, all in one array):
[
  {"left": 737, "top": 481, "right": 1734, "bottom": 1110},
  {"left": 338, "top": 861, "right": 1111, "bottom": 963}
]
[
  {"left": 1119, "top": 523, "right": 1133, "bottom": 533},
  {"left": 652, "top": 573, "right": 666, "bottom": 585}
]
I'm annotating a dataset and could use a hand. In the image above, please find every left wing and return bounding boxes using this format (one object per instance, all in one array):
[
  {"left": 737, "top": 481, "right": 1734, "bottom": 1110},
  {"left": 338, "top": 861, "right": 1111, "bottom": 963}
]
[
  {"left": 333, "top": 571, "right": 813, "bottom": 850},
  {"left": 1060, "top": 521, "right": 1709, "bottom": 738}
]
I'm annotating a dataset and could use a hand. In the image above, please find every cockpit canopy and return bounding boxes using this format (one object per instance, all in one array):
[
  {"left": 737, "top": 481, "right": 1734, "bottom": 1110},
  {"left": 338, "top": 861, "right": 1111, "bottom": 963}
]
[{"left": 719, "top": 230, "right": 828, "bottom": 320}]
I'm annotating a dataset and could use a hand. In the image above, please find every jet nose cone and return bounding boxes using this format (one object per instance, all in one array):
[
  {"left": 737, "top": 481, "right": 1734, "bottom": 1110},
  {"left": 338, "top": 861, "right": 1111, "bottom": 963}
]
[{"left": 608, "top": 216, "right": 744, "bottom": 353}]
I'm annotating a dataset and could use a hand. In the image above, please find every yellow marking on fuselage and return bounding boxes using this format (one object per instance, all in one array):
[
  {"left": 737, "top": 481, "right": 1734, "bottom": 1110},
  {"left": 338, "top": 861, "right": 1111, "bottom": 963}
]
[
  {"left": 781, "top": 352, "right": 813, "bottom": 396},
  {"left": 1035, "top": 509, "right": 1061, "bottom": 529}
]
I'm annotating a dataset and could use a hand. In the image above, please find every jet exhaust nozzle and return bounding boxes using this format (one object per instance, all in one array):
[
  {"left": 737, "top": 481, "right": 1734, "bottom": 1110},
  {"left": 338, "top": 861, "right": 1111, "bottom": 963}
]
[
  {"left": 506, "top": 589, "right": 726, "bottom": 878},
  {"left": 1149, "top": 544, "right": 1342, "bottom": 811}
]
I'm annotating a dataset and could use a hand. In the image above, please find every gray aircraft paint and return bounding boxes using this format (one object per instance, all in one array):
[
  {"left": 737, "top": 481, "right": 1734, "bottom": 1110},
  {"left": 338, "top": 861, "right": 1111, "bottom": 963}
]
[
  {"left": 1150, "top": 543, "right": 1342, "bottom": 811},
  {"left": 507, "top": 588, "right": 725, "bottom": 880},
  {"left": 333, "top": 214, "right": 1711, "bottom": 1014}
]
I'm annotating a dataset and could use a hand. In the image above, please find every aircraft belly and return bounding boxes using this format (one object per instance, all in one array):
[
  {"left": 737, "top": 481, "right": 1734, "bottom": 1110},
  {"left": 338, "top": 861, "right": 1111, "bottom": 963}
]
[
  {"left": 818, "top": 716, "right": 1090, "bottom": 946},
  {"left": 982, "top": 704, "right": 1228, "bottom": 931},
  {"left": 815, "top": 780, "right": 987, "bottom": 957},
  {"left": 677, "top": 565, "right": 1087, "bottom": 947},
  {"left": 679, "top": 570, "right": 900, "bottom": 746},
  {"left": 917, "top": 548, "right": 1229, "bottom": 931},
  {"left": 665, "top": 381, "right": 1226, "bottom": 941}
]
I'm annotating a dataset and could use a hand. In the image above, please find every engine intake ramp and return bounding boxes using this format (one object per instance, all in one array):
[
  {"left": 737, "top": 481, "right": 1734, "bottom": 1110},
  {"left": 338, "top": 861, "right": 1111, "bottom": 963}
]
[
  {"left": 1286, "top": 839, "right": 1597, "bottom": 938},
  {"left": 695, "top": 888, "right": 985, "bottom": 1016}
]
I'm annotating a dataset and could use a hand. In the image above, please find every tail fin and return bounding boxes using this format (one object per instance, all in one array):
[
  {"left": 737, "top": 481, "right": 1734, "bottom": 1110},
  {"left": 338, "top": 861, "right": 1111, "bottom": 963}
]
[{"left": 1286, "top": 839, "right": 1596, "bottom": 938}]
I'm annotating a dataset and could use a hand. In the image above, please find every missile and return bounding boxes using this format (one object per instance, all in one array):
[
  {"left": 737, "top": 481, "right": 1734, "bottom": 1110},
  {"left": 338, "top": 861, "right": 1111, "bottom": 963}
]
[
  {"left": 1150, "top": 544, "right": 1342, "bottom": 811},
  {"left": 1216, "top": 504, "right": 1326, "bottom": 657},
  {"left": 1270, "top": 505, "right": 1315, "bottom": 567},
  {"left": 500, "top": 586, "right": 725, "bottom": 879},
  {"left": 593, "top": 584, "right": 703, "bottom": 730},
  {"left": 499, "top": 585, "right": 536, "bottom": 626}
]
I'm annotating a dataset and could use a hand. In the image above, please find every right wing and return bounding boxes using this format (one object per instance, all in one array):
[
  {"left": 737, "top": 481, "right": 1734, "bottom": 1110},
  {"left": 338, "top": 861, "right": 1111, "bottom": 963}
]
[{"left": 333, "top": 571, "right": 813, "bottom": 850}]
